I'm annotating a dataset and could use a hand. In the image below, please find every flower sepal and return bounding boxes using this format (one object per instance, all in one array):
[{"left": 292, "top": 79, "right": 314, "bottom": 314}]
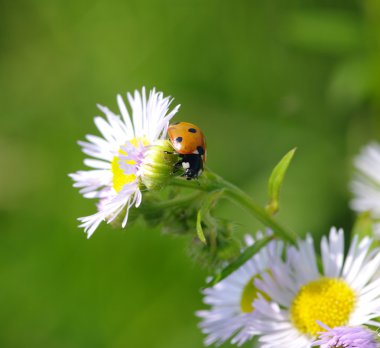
[{"left": 140, "top": 139, "right": 183, "bottom": 191}]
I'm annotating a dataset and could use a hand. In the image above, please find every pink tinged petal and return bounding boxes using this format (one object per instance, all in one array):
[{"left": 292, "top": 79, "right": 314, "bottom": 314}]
[
  {"left": 78, "top": 141, "right": 113, "bottom": 161},
  {"left": 106, "top": 202, "right": 128, "bottom": 224},
  {"left": 350, "top": 143, "right": 380, "bottom": 218},
  {"left": 342, "top": 234, "right": 359, "bottom": 277},
  {"left": 153, "top": 110, "right": 179, "bottom": 140},
  {"left": 93, "top": 110, "right": 129, "bottom": 147},
  {"left": 69, "top": 170, "right": 112, "bottom": 198},
  {"left": 343, "top": 237, "right": 372, "bottom": 285},
  {"left": 321, "top": 227, "right": 344, "bottom": 278},
  {"left": 83, "top": 159, "right": 111, "bottom": 169},
  {"left": 351, "top": 252, "right": 380, "bottom": 290},
  {"left": 128, "top": 90, "right": 143, "bottom": 138},
  {"left": 361, "top": 278, "right": 380, "bottom": 301},
  {"left": 79, "top": 214, "right": 104, "bottom": 238},
  {"left": 121, "top": 202, "right": 132, "bottom": 228},
  {"left": 79, "top": 184, "right": 136, "bottom": 237},
  {"left": 102, "top": 111, "right": 129, "bottom": 143},
  {"left": 292, "top": 235, "right": 319, "bottom": 283},
  {"left": 93, "top": 115, "right": 119, "bottom": 145},
  {"left": 116, "top": 94, "right": 134, "bottom": 136},
  {"left": 259, "top": 327, "right": 304, "bottom": 344},
  {"left": 82, "top": 190, "right": 111, "bottom": 199},
  {"left": 141, "top": 87, "right": 147, "bottom": 133},
  {"left": 367, "top": 320, "right": 380, "bottom": 328},
  {"left": 134, "top": 190, "right": 142, "bottom": 208},
  {"left": 85, "top": 134, "right": 114, "bottom": 153},
  {"left": 355, "top": 143, "right": 380, "bottom": 183},
  {"left": 302, "top": 235, "right": 318, "bottom": 275}
]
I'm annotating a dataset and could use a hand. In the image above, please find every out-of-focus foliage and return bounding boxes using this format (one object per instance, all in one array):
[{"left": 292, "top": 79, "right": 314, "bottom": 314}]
[{"left": 0, "top": 0, "right": 379, "bottom": 347}]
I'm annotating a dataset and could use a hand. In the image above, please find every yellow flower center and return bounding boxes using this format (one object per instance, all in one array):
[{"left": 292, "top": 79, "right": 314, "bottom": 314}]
[
  {"left": 240, "top": 275, "right": 270, "bottom": 313},
  {"left": 111, "top": 157, "right": 136, "bottom": 192},
  {"left": 111, "top": 138, "right": 149, "bottom": 193},
  {"left": 290, "top": 277, "right": 356, "bottom": 336}
]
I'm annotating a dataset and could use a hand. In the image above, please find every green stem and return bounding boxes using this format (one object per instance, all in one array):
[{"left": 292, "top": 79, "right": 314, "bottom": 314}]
[
  {"left": 169, "top": 177, "right": 210, "bottom": 191},
  {"left": 152, "top": 192, "right": 204, "bottom": 209},
  {"left": 170, "top": 170, "right": 297, "bottom": 243},
  {"left": 222, "top": 180, "right": 297, "bottom": 243}
]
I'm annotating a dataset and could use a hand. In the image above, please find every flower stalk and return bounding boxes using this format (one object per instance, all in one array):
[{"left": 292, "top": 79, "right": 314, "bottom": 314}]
[{"left": 170, "top": 170, "right": 297, "bottom": 243}]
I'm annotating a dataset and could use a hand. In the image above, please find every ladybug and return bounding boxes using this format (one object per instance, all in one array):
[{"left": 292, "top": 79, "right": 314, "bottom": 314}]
[{"left": 168, "top": 121, "right": 206, "bottom": 180}]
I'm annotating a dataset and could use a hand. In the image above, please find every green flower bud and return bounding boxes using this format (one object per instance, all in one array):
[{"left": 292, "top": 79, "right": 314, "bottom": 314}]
[{"left": 140, "top": 139, "right": 182, "bottom": 191}]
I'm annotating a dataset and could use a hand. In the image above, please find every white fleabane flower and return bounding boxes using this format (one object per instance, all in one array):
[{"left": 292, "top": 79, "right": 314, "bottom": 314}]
[
  {"left": 251, "top": 227, "right": 380, "bottom": 348},
  {"left": 70, "top": 88, "right": 180, "bottom": 237},
  {"left": 196, "top": 233, "right": 283, "bottom": 346},
  {"left": 350, "top": 142, "right": 380, "bottom": 236}
]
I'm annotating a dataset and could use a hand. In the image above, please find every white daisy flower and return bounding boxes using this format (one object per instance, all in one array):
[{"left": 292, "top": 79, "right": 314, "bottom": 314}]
[
  {"left": 350, "top": 142, "right": 380, "bottom": 236},
  {"left": 196, "top": 233, "right": 284, "bottom": 346},
  {"left": 251, "top": 227, "right": 380, "bottom": 348},
  {"left": 69, "top": 87, "right": 180, "bottom": 237}
]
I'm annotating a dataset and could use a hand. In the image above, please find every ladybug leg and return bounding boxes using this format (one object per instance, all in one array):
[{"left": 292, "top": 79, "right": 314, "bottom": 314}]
[
  {"left": 172, "top": 155, "right": 185, "bottom": 174},
  {"left": 179, "top": 154, "right": 203, "bottom": 180},
  {"left": 171, "top": 155, "right": 192, "bottom": 177},
  {"left": 171, "top": 154, "right": 204, "bottom": 180},
  {"left": 167, "top": 154, "right": 189, "bottom": 175},
  {"left": 173, "top": 162, "right": 183, "bottom": 173}
]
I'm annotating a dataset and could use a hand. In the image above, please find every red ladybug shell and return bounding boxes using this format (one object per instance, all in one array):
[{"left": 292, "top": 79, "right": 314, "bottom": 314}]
[{"left": 168, "top": 122, "right": 207, "bottom": 162}]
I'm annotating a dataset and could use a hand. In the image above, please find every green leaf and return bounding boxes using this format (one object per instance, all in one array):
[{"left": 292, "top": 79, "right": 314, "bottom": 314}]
[
  {"left": 206, "top": 235, "right": 273, "bottom": 287},
  {"left": 196, "top": 210, "right": 207, "bottom": 244},
  {"left": 266, "top": 148, "right": 297, "bottom": 215},
  {"left": 195, "top": 189, "right": 225, "bottom": 244}
]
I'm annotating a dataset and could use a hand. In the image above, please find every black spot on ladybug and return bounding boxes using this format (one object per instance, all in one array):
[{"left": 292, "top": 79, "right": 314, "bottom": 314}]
[
  {"left": 176, "top": 137, "right": 183, "bottom": 143},
  {"left": 188, "top": 128, "right": 197, "bottom": 133},
  {"left": 197, "top": 146, "right": 204, "bottom": 155}
]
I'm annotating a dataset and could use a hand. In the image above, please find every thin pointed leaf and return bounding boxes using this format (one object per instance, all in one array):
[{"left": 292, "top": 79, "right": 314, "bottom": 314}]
[
  {"left": 195, "top": 189, "right": 225, "bottom": 244},
  {"left": 266, "top": 148, "right": 297, "bottom": 215},
  {"left": 206, "top": 235, "right": 273, "bottom": 287},
  {"left": 196, "top": 210, "right": 207, "bottom": 244}
]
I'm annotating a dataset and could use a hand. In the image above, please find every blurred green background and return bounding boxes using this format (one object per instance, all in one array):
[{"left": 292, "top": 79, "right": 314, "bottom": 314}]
[{"left": 1, "top": 0, "right": 380, "bottom": 347}]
